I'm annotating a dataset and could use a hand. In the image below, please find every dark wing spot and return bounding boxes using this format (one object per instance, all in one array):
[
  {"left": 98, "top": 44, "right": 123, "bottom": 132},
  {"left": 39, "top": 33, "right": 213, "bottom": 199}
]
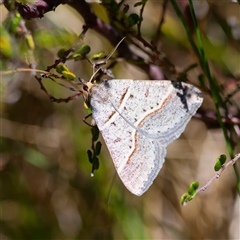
[
  {"left": 171, "top": 80, "right": 184, "bottom": 90},
  {"left": 177, "top": 92, "right": 189, "bottom": 112},
  {"left": 172, "top": 81, "right": 190, "bottom": 112},
  {"left": 103, "top": 80, "right": 110, "bottom": 88}
]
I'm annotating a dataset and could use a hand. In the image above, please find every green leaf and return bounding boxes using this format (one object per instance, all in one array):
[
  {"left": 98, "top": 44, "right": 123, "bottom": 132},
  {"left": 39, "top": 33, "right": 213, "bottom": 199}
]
[
  {"left": 87, "top": 150, "right": 93, "bottom": 163},
  {"left": 186, "top": 195, "right": 194, "bottom": 202},
  {"left": 25, "top": 34, "right": 35, "bottom": 50},
  {"left": 90, "top": 51, "right": 104, "bottom": 60},
  {"left": 68, "top": 53, "right": 83, "bottom": 60},
  {"left": 76, "top": 44, "right": 91, "bottom": 56},
  {"left": 95, "top": 141, "right": 102, "bottom": 156},
  {"left": 9, "top": 12, "right": 21, "bottom": 33},
  {"left": 127, "top": 13, "right": 140, "bottom": 27},
  {"left": 62, "top": 71, "right": 76, "bottom": 80},
  {"left": 92, "top": 157, "right": 100, "bottom": 170},
  {"left": 214, "top": 159, "right": 222, "bottom": 171},
  {"left": 56, "top": 64, "right": 69, "bottom": 74},
  {"left": 91, "top": 126, "right": 99, "bottom": 142},
  {"left": 180, "top": 193, "right": 188, "bottom": 205},
  {"left": 218, "top": 154, "right": 227, "bottom": 165},
  {"left": 191, "top": 181, "right": 199, "bottom": 190},
  {"left": 57, "top": 48, "right": 67, "bottom": 58},
  {"left": 83, "top": 102, "right": 92, "bottom": 115},
  {"left": 188, "top": 181, "right": 199, "bottom": 195},
  {"left": 214, "top": 154, "right": 227, "bottom": 171},
  {"left": 101, "top": 0, "right": 119, "bottom": 14}
]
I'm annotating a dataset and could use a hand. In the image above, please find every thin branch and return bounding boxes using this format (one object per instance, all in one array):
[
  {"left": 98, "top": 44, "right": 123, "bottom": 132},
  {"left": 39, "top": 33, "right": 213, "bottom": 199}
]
[
  {"left": 182, "top": 153, "right": 240, "bottom": 205},
  {"left": 8, "top": 0, "right": 167, "bottom": 79},
  {"left": 137, "top": 1, "right": 146, "bottom": 37},
  {"left": 33, "top": 74, "right": 83, "bottom": 103},
  {"left": 196, "top": 109, "right": 240, "bottom": 129},
  {"left": 152, "top": 0, "right": 168, "bottom": 49},
  {"left": 13, "top": 0, "right": 66, "bottom": 19},
  {"left": 196, "top": 153, "right": 240, "bottom": 194},
  {"left": 2, "top": 68, "right": 50, "bottom": 75}
]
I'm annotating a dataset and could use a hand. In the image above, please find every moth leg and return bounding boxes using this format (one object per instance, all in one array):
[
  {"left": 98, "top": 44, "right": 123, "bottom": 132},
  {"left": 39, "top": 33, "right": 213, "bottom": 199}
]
[{"left": 83, "top": 113, "right": 95, "bottom": 127}]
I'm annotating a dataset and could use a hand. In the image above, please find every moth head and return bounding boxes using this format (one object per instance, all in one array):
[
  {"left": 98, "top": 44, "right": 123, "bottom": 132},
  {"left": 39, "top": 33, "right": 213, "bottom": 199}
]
[{"left": 81, "top": 81, "right": 95, "bottom": 107}]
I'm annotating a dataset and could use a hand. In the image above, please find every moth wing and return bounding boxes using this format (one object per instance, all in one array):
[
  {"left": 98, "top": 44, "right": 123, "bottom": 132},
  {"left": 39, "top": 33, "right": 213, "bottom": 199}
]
[{"left": 90, "top": 80, "right": 203, "bottom": 196}]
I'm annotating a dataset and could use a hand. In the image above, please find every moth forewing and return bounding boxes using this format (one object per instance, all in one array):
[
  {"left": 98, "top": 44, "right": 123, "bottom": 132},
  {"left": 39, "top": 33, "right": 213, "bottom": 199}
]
[{"left": 89, "top": 79, "right": 203, "bottom": 196}]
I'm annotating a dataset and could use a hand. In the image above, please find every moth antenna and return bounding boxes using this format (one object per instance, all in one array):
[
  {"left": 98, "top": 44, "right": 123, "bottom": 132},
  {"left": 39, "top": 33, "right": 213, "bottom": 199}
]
[
  {"left": 94, "top": 37, "right": 126, "bottom": 69},
  {"left": 89, "top": 67, "right": 102, "bottom": 83},
  {"left": 89, "top": 37, "right": 126, "bottom": 83},
  {"left": 105, "top": 37, "right": 126, "bottom": 63}
]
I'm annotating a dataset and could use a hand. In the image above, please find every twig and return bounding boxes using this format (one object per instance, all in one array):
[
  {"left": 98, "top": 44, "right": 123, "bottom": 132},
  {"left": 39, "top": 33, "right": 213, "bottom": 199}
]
[
  {"left": 152, "top": 0, "right": 168, "bottom": 49},
  {"left": 9, "top": 0, "right": 167, "bottom": 79},
  {"left": 196, "top": 153, "right": 240, "bottom": 194},
  {"left": 2, "top": 68, "right": 49, "bottom": 75},
  {"left": 137, "top": 1, "right": 146, "bottom": 37},
  {"left": 14, "top": 0, "right": 65, "bottom": 19},
  {"left": 182, "top": 153, "right": 240, "bottom": 205},
  {"left": 195, "top": 109, "right": 240, "bottom": 129},
  {"left": 34, "top": 74, "right": 82, "bottom": 103}
]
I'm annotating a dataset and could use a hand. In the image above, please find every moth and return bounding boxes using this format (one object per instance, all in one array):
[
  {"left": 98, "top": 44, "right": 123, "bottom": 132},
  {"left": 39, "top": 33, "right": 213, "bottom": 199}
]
[{"left": 80, "top": 41, "right": 203, "bottom": 196}]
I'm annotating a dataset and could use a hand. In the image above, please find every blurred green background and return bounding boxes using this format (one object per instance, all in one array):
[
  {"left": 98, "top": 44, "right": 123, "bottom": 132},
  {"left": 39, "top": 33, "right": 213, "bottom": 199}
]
[{"left": 1, "top": 1, "right": 240, "bottom": 239}]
